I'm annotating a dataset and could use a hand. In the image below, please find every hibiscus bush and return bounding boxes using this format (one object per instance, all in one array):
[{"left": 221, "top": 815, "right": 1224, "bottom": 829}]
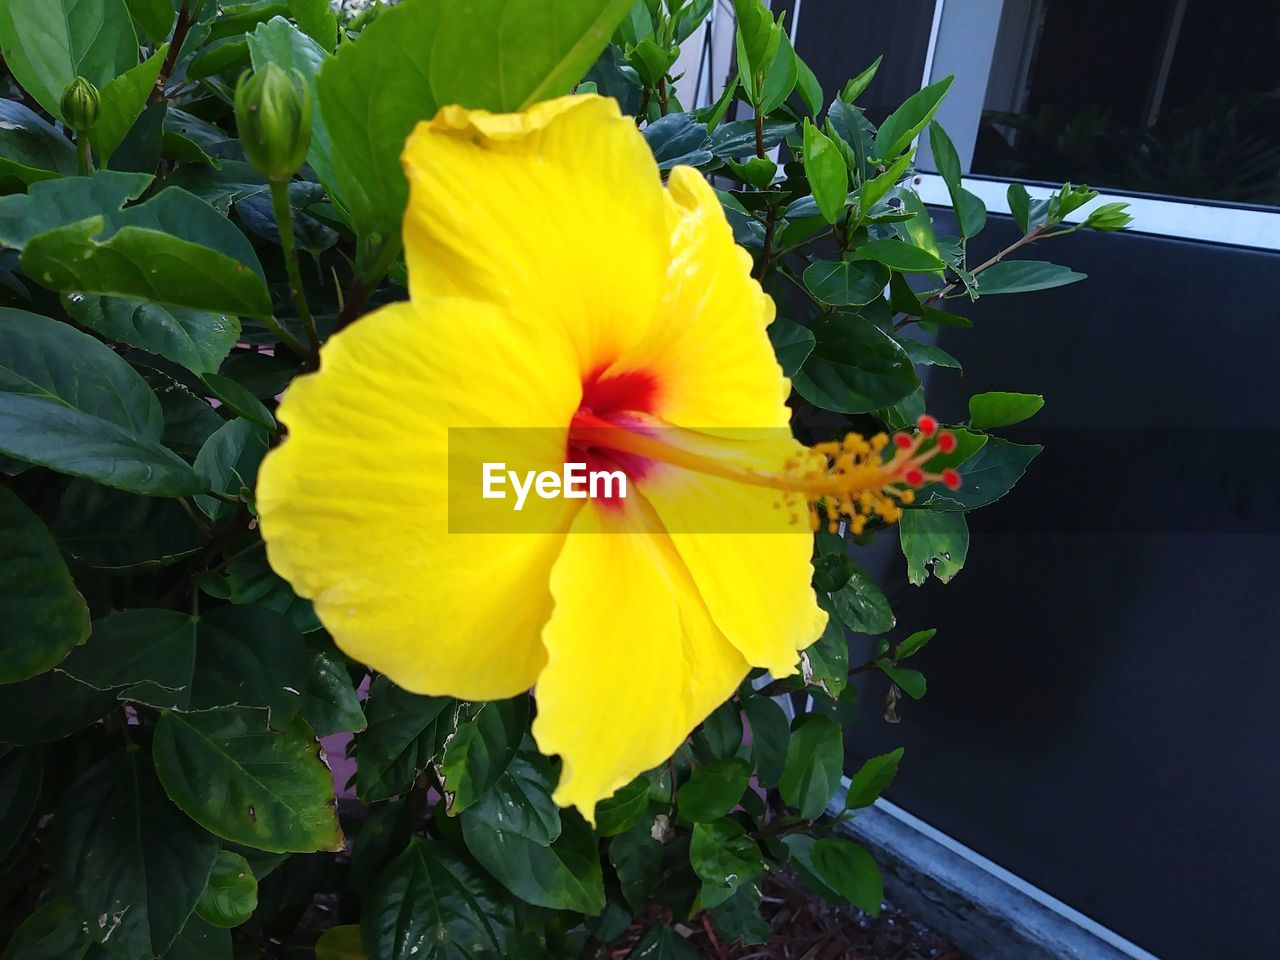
[{"left": 0, "top": 1, "right": 1130, "bottom": 958}]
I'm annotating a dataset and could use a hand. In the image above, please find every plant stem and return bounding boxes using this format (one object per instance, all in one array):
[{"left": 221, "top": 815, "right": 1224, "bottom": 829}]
[
  {"left": 270, "top": 179, "right": 320, "bottom": 364},
  {"left": 753, "top": 108, "right": 766, "bottom": 159},
  {"left": 76, "top": 135, "right": 91, "bottom": 176},
  {"left": 152, "top": 3, "right": 194, "bottom": 102},
  {"left": 753, "top": 204, "right": 780, "bottom": 281},
  {"left": 656, "top": 76, "right": 669, "bottom": 116}
]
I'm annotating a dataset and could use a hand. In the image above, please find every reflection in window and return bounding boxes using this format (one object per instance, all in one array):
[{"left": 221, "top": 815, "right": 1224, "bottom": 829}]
[{"left": 971, "top": 0, "right": 1280, "bottom": 207}]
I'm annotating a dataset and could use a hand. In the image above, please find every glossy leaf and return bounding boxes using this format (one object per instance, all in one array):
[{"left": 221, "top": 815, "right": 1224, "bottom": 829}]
[
  {"left": 93, "top": 44, "right": 167, "bottom": 162},
  {"left": 976, "top": 260, "right": 1086, "bottom": 295},
  {"left": 874, "top": 75, "right": 954, "bottom": 161},
  {"left": 441, "top": 695, "right": 529, "bottom": 814},
  {"left": 801, "top": 597, "right": 848, "bottom": 696},
  {"left": 743, "top": 693, "right": 789, "bottom": 788},
  {"left": 922, "top": 436, "right": 1043, "bottom": 511},
  {"left": 876, "top": 659, "right": 926, "bottom": 699},
  {"left": 767, "top": 316, "right": 815, "bottom": 376},
  {"left": 779, "top": 714, "right": 843, "bottom": 819},
  {"left": 792, "top": 313, "right": 918, "bottom": 414},
  {"left": 0, "top": 487, "right": 90, "bottom": 682},
  {"left": 803, "top": 259, "right": 890, "bottom": 306},
  {"left": 802, "top": 119, "right": 848, "bottom": 224},
  {"left": 152, "top": 706, "right": 344, "bottom": 853},
  {"left": 361, "top": 836, "right": 513, "bottom": 960},
  {"left": 677, "top": 758, "right": 751, "bottom": 823},
  {"left": 843, "top": 748, "right": 904, "bottom": 810},
  {"left": 0, "top": 100, "right": 78, "bottom": 186},
  {"left": 595, "top": 773, "right": 653, "bottom": 838},
  {"left": 356, "top": 676, "right": 453, "bottom": 803},
  {"left": 969, "top": 390, "right": 1045, "bottom": 428},
  {"left": 298, "top": 633, "right": 365, "bottom": 737},
  {"left": 899, "top": 509, "right": 969, "bottom": 585},
  {"left": 194, "top": 418, "right": 270, "bottom": 518},
  {"left": 689, "top": 820, "right": 763, "bottom": 909},
  {"left": 857, "top": 238, "right": 946, "bottom": 273},
  {"left": 195, "top": 850, "right": 258, "bottom": 928},
  {"left": 643, "top": 112, "right": 712, "bottom": 170},
  {"left": 53, "top": 748, "right": 218, "bottom": 958},
  {"left": 65, "top": 295, "right": 240, "bottom": 377},
  {"left": 609, "top": 819, "right": 663, "bottom": 913},
  {"left": 811, "top": 838, "right": 882, "bottom": 913}
]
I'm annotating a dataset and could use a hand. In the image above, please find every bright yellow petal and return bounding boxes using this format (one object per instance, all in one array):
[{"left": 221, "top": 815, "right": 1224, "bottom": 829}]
[
  {"left": 257, "top": 298, "right": 582, "bottom": 699},
  {"left": 531, "top": 498, "right": 750, "bottom": 822},
  {"left": 401, "top": 95, "right": 669, "bottom": 372},
  {"left": 621, "top": 165, "right": 791, "bottom": 431}
]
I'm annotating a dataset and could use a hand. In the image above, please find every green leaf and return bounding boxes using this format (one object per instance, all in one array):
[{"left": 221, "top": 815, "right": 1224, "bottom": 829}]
[
  {"left": 289, "top": 0, "right": 337, "bottom": 49},
  {"left": 840, "top": 55, "right": 882, "bottom": 104},
  {"left": 898, "top": 336, "right": 961, "bottom": 370},
  {"left": 969, "top": 390, "right": 1045, "bottom": 428},
  {"left": 609, "top": 819, "right": 663, "bottom": 913},
  {"left": 0, "top": 487, "right": 90, "bottom": 682},
  {"left": 927, "top": 122, "right": 962, "bottom": 197},
  {"left": 0, "top": 670, "right": 116, "bottom": 746},
  {"left": 766, "top": 317, "right": 814, "bottom": 377},
  {"left": 53, "top": 480, "right": 203, "bottom": 569},
  {"left": 201, "top": 373, "right": 275, "bottom": 431},
  {"left": 802, "top": 119, "right": 848, "bottom": 224},
  {"left": 0, "top": 100, "right": 78, "bottom": 186},
  {"left": 65, "top": 295, "right": 240, "bottom": 377},
  {"left": 791, "top": 313, "right": 918, "bottom": 414},
  {"left": 0, "top": 170, "right": 149, "bottom": 248},
  {"left": 874, "top": 75, "right": 954, "bottom": 161},
  {"left": 857, "top": 238, "right": 946, "bottom": 273},
  {"left": 743, "top": 693, "right": 789, "bottom": 788},
  {"left": 0, "top": 0, "right": 138, "bottom": 119},
  {"left": 62, "top": 606, "right": 309, "bottom": 723},
  {"left": 0, "top": 745, "right": 44, "bottom": 863},
  {"left": 802, "top": 259, "right": 890, "bottom": 307},
  {"left": 976, "top": 260, "right": 1086, "bottom": 295},
  {"left": 247, "top": 16, "right": 339, "bottom": 205},
  {"left": 801, "top": 597, "right": 848, "bottom": 697},
  {"left": 125, "top": 0, "right": 175, "bottom": 44},
  {"left": 165, "top": 916, "right": 231, "bottom": 960},
  {"left": 142, "top": 368, "right": 224, "bottom": 461},
  {"left": 900, "top": 507, "right": 969, "bottom": 586},
  {"left": 0, "top": 308, "right": 204, "bottom": 495},
  {"left": 224, "top": 550, "right": 320, "bottom": 633},
  {"left": 896, "top": 628, "right": 936, "bottom": 662},
  {"left": 53, "top": 748, "right": 219, "bottom": 958},
  {"left": 843, "top": 748, "right": 903, "bottom": 809},
  {"left": 153, "top": 706, "right": 343, "bottom": 853},
  {"left": 923, "top": 436, "right": 1042, "bottom": 511},
  {"left": 732, "top": 0, "right": 779, "bottom": 97},
  {"left": 823, "top": 559, "right": 895, "bottom": 635},
  {"left": 624, "top": 926, "right": 697, "bottom": 960},
  {"left": 689, "top": 820, "right": 763, "bottom": 909},
  {"left": 298, "top": 633, "right": 365, "bottom": 737},
  {"left": 709, "top": 117, "right": 794, "bottom": 161},
  {"left": 361, "top": 837, "right": 513, "bottom": 960},
  {"left": 441, "top": 694, "right": 529, "bottom": 814},
  {"left": 1007, "top": 183, "right": 1032, "bottom": 234},
  {"left": 692, "top": 699, "right": 744, "bottom": 763},
  {"left": 356, "top": 676, "right": 453, "bottom": 803},
  {"left": 758, "top": 30, "right": 797, "bottom": 114},
  {"left": 643, "top": 112, "right": 712, "bottom": 171},
  {"left": 195, "top": 850, "right": 257, "bottom": 929},
  {"left": 317, "top": 0, "right": 632, "bottom": 261},
  {"left": 595, "top": 773, "right": 652, "bottom": 838},
  {"left": 315, "top": 925, "right": 366, "bottom": 960},
  {"left": 794, "top": 55, "right": 823, "bottom": 115},
  {"left": 779, "top": 714, "right": 843, "bottom": 819},
  {"left": 0, "top": 897, "right": 99, "bottom": 960},
  {"left": 93, "top": 44, "right": 168, "bottom": 163},
  {"left": 710, "top": 882, "right": 770, "bottom": 946},
  {"left": 677, "top": 758, "right": 750, "bottom": 823},
  {"left": 811, "top": 838, "right": 882, "bottom": 913},
  {"left": 194, "top": 418, "right": 270, "bottom": 518},
  {"left": 875, "top": 659, "right": 926, "bottom": 699},
  {"left": 461, "top": 750, "right": 604, "bottom": 914}
]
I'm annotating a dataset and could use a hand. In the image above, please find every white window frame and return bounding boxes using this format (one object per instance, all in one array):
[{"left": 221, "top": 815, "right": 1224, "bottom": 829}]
[{"left": 917, "top": 0, "right": 1280, "bottom": 252}]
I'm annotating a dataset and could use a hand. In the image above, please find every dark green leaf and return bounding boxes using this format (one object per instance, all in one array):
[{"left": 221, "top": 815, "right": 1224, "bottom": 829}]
[
  {"left": 314, "top": 925, "right": 365, "bottom": 960},
  {"left": 609, "top": 819, "right": 663, "bottom": 914},
  {"left": 0, "top": 669, "right": 116, "bottom": 745},
  {"left": 801, "top": 596, "right": 848, "bottom": 696},
  {"left": 976, "top": 260, "right": 1086, "bottom": 295},
  {"left": 0, "top": 309, "right": 204, "bottom": 495},
  {"left": 66, "top": 295, "right": 240, "bottom": 377},
  {"left": 53, "top": 748, "right": 219, "bottom": 958},
  {"left": 441, "top": 694, "right": 529, "bottom": 814},
  {"left": 0, "top": 170, "right": 150, "bottom": 249},
  {"left": 969, "top": 390, "right": 1045, "bottom": 428},
  {"left": 0, "top": 745, "right": 43, "bottom": 863},
  {"left": 875, "top": 659, "right": 926, "bottom": 699},
  {"left": 53, "top": 480, "right": 204, "bottom": 569},
  {"left": 689, "top": 820, "right": 763, "bottom": 909},
  {"left": 0, "top": 100, "right": 78, "bottom": 186},
  {"left": 642, "top": 112, "right": 712, "bottom": 170},
  {"left": 827, "top": 561, "right": 895, "bottom": 635},
  {"left": 1007, "top": 183, "right": 1032, "bottom": 234},
  {"left": 195, "top": 850, "right": 258, "bottom": 928},
  {"left": 62, "top": 605, "right": 309, "bottom": 723},
  {"left": 710, "top": 882, "right": 770, "bottom": 945},
  {"left": 811, "top": 838, "right": 882, "bottom": 913},
  {"left": 0, "top": 897, "right": 99, "bottom": 960},
  {"left": 140, "top": 367, "right": 224, "bottom": 460},
  {"left": 93, "top": 45, "right": 168, "bottom": 163},
  {"left": 791, "top": 313, "right": 918, "bottom": 414},
  {"left": 224, "top": 551, "right": 320, "bottom": 633},
  {"left": 843, "top": 748, "right": 903, "bottom": 809},
  {"left": 595, "top": 772, "right": 652, "bottom": 838},
  {"left": 922, "top": 436, "right": 1042, "bottom": 511},
  {"left": 677, "top": 758, "right": 750, "bottom": 823},
  {"left": 692, "top": 699, "right": 744, "bottom": 763},
  {"left": 898, "top": 337, "right": 961, "bottom": 370},
  {"left": 126, "top": 0, "right": 175, "bottom": 44},
  {"left": 803, "top": 259, "right": 890, "bottom": 307},
  {"left": 298, "top": 633, "right": 365, "bottom": 737},
  {"left": 201, "top": 373, "right": 275, "bottom": 431},
  {"left": 194, "top": 418, "right": 270, "bottom": 518},
  {"left": 0, "top": 487, "right": 90, "bottom": 682},
  {"left": 709, "top": 118, "right": 794, "bottom": 160},
  {"left": 857, "top": 238, "right": 946, "bottom": 273},
  {"left": 779, "top": 714, "right": 842, "bottom": 819},
  {"left": 624, "top": 926, "right": 697, "bottom": 960},
  {"left": 899, "top": 508, "right": 969, "bottom": 585},
  {"left": 874, "top": 76, "right": 954, "bottom": 161},
  {"left": 782, "top": 834, "right": 843, "bottom": 903},
  {"left": 356, "top": 676, "right": 453, "bottom": 803},
  {"left": 0, "top": 0, "right": 138, "bottom": 119},
  {"left": 289, "top": 0, "right": 338, "bottom": 49},
  {"left": 152, "top": 706, "right": 344, "bottom": 853},
  {"left": 361, "top": 836, "right": 513, "bottom": 960},
  {"left": 767, "top": 317, "right": 813, "bottom": 377},
  {"left": 743, "top": 693, "right": 789, "bottom": 788},
  {"left": 165, "top": 916, "right": 231, "bottom": 960}
]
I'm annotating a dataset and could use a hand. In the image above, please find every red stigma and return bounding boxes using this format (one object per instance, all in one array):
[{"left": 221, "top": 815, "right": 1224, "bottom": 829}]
[
  {"left": 916, "top": 414, "right": 938, "bottom": 437},
  {"left": 942, "top": 468, "right": 961, "bottom": 490},
  {"left": 937, "top": 431, "right": 957, "bottom": 453},
  {"left": 893, "top": 433, "right": 913, "bottom": 450},
  {"left": 904, "top": 467, "right": 925, "bottom": 486}
]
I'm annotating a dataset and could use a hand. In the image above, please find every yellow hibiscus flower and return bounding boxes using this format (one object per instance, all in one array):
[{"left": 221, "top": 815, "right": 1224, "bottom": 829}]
[{"left": 257, "top": 94, "right": 957, "bottom": 821}]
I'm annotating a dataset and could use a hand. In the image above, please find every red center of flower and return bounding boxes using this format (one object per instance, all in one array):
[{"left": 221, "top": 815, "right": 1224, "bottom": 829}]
[{"left": 568, "top": 367, "right": 661, "bottom": 504}]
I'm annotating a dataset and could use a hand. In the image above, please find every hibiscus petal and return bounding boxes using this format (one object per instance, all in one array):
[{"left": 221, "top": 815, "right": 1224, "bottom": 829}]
[
  {"left": 258, "top": 298, "right": 582, "bottom": 699},
  {"left": 401, "top": 95, "right": 670, "bottom": 371},
  {"left": 532, "top": 498, "right": 750, "bottom": 822}
]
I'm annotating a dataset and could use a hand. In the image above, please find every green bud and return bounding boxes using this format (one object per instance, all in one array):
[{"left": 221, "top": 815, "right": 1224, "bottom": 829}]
[
  {"left": 1082, "top": 201, "right": 1134, "bottom": 233},
  {"left": 234, "top": 64, "right": 312, "bottom": 183},
  {"left": 60, "top": 77, "right": 100, "bottom": 133}
]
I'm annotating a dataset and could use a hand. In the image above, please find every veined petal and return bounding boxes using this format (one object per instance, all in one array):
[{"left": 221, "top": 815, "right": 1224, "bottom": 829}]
[
  {"left": 401, "top": 95, "right": 670, "bottom": 372},
  {"left": 532, "top": 498, "right": 750, "bottom": 822},
  {"left": 622, "top": 166, "right": 791, "bottom": 431},
  {"left": 258, "top": 298, "right": 582, "bottom": 700}
]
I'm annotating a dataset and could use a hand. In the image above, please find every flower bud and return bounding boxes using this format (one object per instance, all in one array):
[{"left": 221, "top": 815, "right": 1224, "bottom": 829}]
[
  {"left": 60, "top": 77, "right": 100, "bottom": 133},
  {"left": 234, "top": 64, "right": 312, "bottom": 183}
]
